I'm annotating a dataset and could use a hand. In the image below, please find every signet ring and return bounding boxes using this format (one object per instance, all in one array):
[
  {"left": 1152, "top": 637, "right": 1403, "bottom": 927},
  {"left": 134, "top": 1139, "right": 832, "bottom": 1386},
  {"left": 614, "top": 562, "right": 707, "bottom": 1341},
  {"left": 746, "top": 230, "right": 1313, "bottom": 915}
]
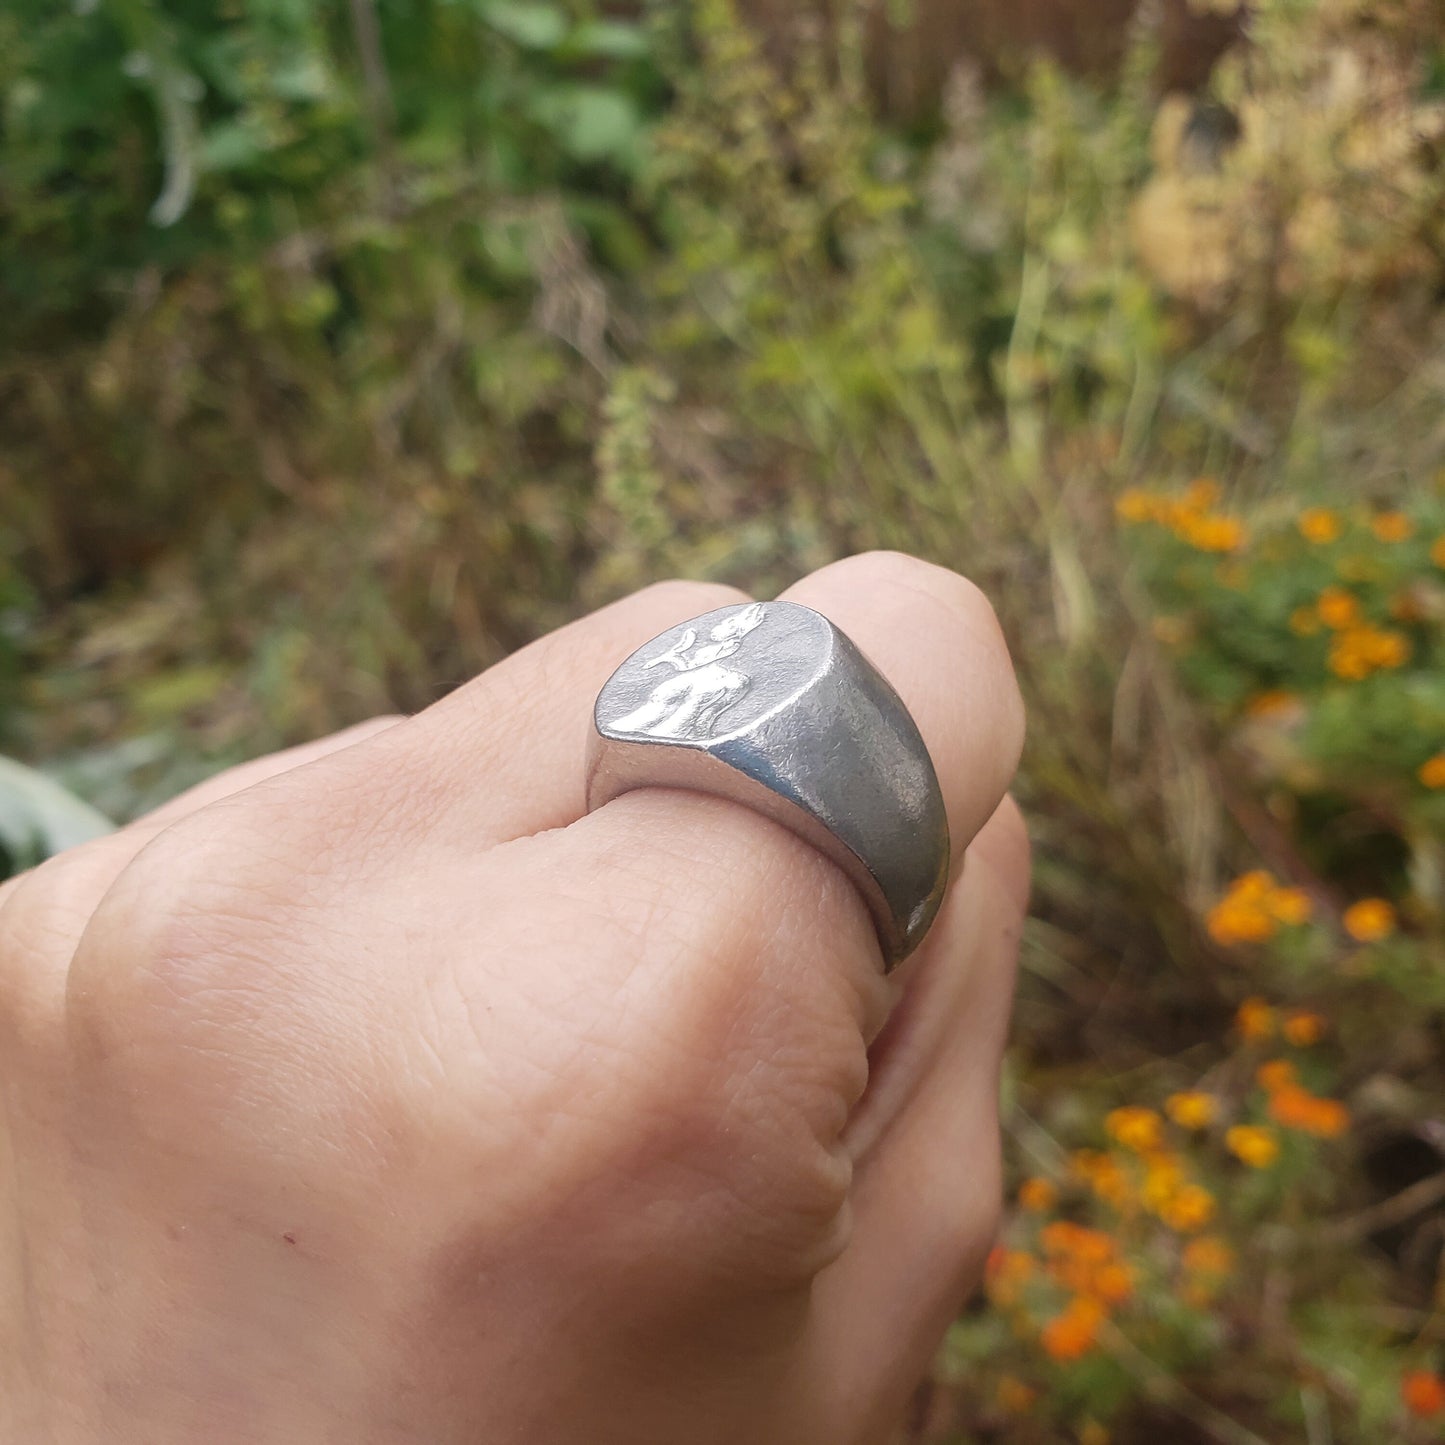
[{"left": 584, "top": 600, "right": 950, "bottom": 969}]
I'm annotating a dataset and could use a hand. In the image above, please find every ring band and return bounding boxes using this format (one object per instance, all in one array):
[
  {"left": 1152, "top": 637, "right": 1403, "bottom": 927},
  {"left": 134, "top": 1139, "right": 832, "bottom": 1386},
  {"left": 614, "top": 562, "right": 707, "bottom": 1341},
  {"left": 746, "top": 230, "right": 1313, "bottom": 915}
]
[{"left": 584, "top": 600, "right": 950, "bottom": 968}]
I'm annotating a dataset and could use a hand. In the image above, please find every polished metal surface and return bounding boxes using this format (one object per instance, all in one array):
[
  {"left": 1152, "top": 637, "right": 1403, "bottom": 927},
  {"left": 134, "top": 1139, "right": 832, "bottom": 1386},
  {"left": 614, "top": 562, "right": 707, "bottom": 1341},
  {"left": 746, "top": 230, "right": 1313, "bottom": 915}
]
[{"left": 585, "top": 600, "right": 950, "bottom": 968}]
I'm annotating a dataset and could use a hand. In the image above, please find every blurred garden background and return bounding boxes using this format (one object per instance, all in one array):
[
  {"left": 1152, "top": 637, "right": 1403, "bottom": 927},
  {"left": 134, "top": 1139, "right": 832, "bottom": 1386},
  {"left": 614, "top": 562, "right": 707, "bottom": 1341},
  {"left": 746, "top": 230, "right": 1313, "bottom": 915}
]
[{"left": 3, "top": 0, "right": 1445, "bottom": 1439}]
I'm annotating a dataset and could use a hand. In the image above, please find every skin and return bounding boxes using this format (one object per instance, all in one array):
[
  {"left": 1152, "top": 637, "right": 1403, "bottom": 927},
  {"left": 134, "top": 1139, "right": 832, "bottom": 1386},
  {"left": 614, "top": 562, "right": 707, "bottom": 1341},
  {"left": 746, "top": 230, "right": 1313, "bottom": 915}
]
[{"left": 0, "top": 551, "right": 1028, "bottom": 1445}]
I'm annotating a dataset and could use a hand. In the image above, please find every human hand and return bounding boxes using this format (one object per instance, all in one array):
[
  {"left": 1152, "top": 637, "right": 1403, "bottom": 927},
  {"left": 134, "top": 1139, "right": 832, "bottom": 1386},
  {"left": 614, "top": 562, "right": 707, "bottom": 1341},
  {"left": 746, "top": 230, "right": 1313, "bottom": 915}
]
[{"left": 0, "top": 551, "right": 1026, "bottom": 1445}]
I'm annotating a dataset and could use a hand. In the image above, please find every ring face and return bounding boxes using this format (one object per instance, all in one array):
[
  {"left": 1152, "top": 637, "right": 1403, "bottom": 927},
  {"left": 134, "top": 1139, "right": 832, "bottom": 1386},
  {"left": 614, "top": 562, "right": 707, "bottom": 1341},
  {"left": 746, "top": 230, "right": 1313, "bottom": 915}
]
[{"left": 586, "top": 600, "right": 950, "bottom": 968}]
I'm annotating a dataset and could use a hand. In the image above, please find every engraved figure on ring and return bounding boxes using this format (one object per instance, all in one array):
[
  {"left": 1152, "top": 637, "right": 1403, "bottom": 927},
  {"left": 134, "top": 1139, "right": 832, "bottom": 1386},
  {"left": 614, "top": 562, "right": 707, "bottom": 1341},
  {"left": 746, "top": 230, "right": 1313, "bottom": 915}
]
[{"left": 610, "top": 603, "right": 767, "bottom": 741}]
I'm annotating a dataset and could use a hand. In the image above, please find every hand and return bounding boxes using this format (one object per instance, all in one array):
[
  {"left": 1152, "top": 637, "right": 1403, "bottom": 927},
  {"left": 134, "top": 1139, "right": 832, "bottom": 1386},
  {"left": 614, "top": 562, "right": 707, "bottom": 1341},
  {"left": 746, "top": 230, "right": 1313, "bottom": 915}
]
[{"left": 0, "top": 552, "right": 1027, "bottom": 1445}]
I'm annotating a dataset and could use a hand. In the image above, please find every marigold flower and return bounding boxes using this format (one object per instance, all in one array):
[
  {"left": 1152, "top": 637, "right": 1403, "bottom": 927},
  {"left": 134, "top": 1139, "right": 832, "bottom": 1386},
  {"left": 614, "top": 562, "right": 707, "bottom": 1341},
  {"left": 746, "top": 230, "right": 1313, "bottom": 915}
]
[
  {"left": 1298, "top": 508, "right": 1343, "bottom": 543},
  {"left": 1090, "top": 1261, "right": 1135, "bottom": 1305},
  {"left": 1116, "top": 489, "right": 1157, "bottom": 524},
  {"left": 1343, "top": 898, "right": 1396, "bottom": 942},
  {"left": 1068, "top": 1150, "right": 1134, "bottom": 1211},
  {"left": 1328, "top": 624, "right": 1411, "bottom": 680},
  {"left": 1042, "top": 1221, "right": 1116, "bottom": 1266},
  {"left": 1226, "top": 1124, "right": 1280, "bottom": 1168},
  {"left": 1160, "top": 1183, "right": 1216, "bottom": 1233},
  {"left": 1141, "top": 1154, "right": 1186, "bottom": 1215},
  {"left": 1207, "top": 896, "right": 1276, "bottom": 946},
  {"left": 985, "top": 1247, "right": 1035, "bottom": 1307},
  {"left": 1040, "top": 1296, "right": 1106, "bottom": 1362},
  {"left": 1018, "top": 1177, "right": 1058, "bottom": 1213},
  {"left": 1282, "top": 1011, "right": 1326, "bottom": 1046},
  {"left": 995, "top": 1375, "right": 1038, "bottom": 1413},
  {"left": 1419, "top": 754, "right": 1445, "bottom": 789},
  {"left": 1182, "top": 1236, "right": 1235, "bottom": 1276},
  {"left": 1245, "top": 690, "right": 1299, "bottom": 719},
  {"left": 1403, "top": 1370, "right": 1445, "bottom": 1419},
  {"left": 1177, "top": 511, "right": 1247, "bottom": 553},
  {"left": 1370, "top": 511, "right": 1413, "bottom": 542},
  {"left": 1165, "top": 1091, "right": 1217, "bottom": 1130},
  {"left": 1268, "top": 887, "right": 1312, "bottom": 926},
  {"left": 1256, "top": 1059, "right": 1297, "bottom": 1093},
  {"left": 1235, "top": 997, "right": 1276, "bottom": 1041},
  {"left": 1288, "top": 606, "right": 1321, "bottom": 636},
  {"left": 1432, "top": 535, "right": 1445, "bottom": 569},
  {"left": 1268, "top": 1084, "right": 1350, "bottom": 1138},
  {"left": 1316, "top": 586, "right": 1360, "bottom": 629},
  {"left": 1106, "top": 1106, "right": 1165, "bottom": 1154}
]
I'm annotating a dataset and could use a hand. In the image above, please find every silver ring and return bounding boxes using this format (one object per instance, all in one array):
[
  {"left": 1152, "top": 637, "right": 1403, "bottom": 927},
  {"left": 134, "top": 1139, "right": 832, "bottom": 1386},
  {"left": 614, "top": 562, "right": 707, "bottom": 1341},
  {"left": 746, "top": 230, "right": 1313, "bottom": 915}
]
[{"left": 585, "top": 600, "right": 950, "bottom": 968}]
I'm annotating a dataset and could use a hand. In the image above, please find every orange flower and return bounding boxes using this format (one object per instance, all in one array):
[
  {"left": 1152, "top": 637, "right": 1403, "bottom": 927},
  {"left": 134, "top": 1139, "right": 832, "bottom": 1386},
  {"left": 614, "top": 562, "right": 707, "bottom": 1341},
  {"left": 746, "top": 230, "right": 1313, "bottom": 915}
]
[
  {"left": 1432, "top": 535, "right": 1445, "bottom": 569},
  {"left": 1166, "top": 1091, "right": 1218, "bottom": 1130},
  {"left": 1268, "top": 1085, "right": 1350, "bottom": 1138},
  {"left": 1106, "top": 1107, "right": 1165, "bottom": 1154},
  {"left": 1116, "top": 489, "right": 1158, "bottom": 524},
  {"left": 1040, "top": 1296, "right": 1106, "bottom": 1362},
  {"left": 1268, "top": 887, "right": 1312, "bottom": 926},
  {"left": 1160, "top": 1184, "right": 1216, "bottom": 1233},
  {"left": 1329, "top": 624, "right": 1411, "bottom": 680},
  {"left": 1182, "top": 1236, "right": 1235, "bottom": 1276},
  {"left": 1419, "top": 754, "right": 1445, "bottom": 789},
  {"left": 1343, "top": 898, "right": 1396, "bottom": 942},
  {"left": 1142, "top": 1154, "right": 1187, "bottom": 1215},
  {"left": 1403, "top": 1370, "right": 1445, "bottom": 1419},
  {"left": 1282, "top": 1011, "right": 1326, "bottom": 1046},
  {"left": 985, "top": 1247, "right": 1035, "bottom": 1307},
  {"left": 1226, "top": 1124, "right": 1280, "bottom": 1168},
  {"left": 1177, "top": 512, "right": 1247, "bottom": 553},
  {"left": 1068, "top": 1150, "right": 1134, "bottom": 1211},
  {"left": 1019, "top": 1177, "right": 1058, "bottom": 1213},
  {"left": 1369, "top": 511, "right": 1413, "bottom": 542},
  {"left": 1256, "top": 1059, "right": 1297, "bottom": 1093},
  {"left": 1235, "top": 997, "right": 1276, "bottom": 1041},
  {"left": 1298, "top": 508, "right": 1343, "bottom": 544},
  {"left": 1090, "top": 1261, "right": 1136, "bottom": 1305},
  {"left": 1317, "top": 586, "right": 1360, "bottom": 629},
  {"left": 1245, "top": 690, "right": 1299, "bottom": 719}
]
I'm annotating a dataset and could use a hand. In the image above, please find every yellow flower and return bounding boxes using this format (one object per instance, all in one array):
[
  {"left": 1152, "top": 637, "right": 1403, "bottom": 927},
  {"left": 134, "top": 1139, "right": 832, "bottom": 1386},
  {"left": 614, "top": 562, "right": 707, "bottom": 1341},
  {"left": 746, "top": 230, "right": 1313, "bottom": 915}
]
[
  {"left": 1343, "top": 898, "right": 1396, "bottom": 942},
  {"left": 1268, "top": 887, "right": 1312, "bottom": 926},
  {"left": 1316, "top": 586, "right": 1360, "bottom": 629},
  {"left": 1328, "top": 625, "right": 1411, "bottom": 680},
  {"left": 1105, "top": 1106, "right": 1165, "bottom": 1153},
  {"left": 1419, "top": 754, "right": 1445, "bottom": 789},
  {"left": 1165, "top": 1091, "right": 1218, "bottom": 1130},
  {"left": 1018, "top": 1177, "right": 1058, "bottom": 1213},
  {"left": 1142, "top": 1153, "right": 1186, "bottom": 1214},
  {"left": 1289, "top": 606, "right": 1321, "bottom": 636},
  {"left": 1116, "top": 489, "right": 1158, "bottom": 524},
  {"left": 1370, "top": 511, "right": 1414, "bottom": 542},
  {"left": 1282, "top": 1011, "right": 1327, "bottom": 1046},
  {"left": 1227, "top": 1124, "right": 1280, "bottom": 1168},
  {"left": 1177, "top": 512, "right": 1247, "bottom": 553},
  {"left": 1235, "top": 997, "right": 1276, "bottom": 1041},
  {"left": 1160, "top": 1183, "right": 1217, "bottom": 1233},
  {"left": 1256, "top": 1059, "right": 1297, "bottom": 1093},
  {"left": 1298, "top": 508, "right": 1342, "bottom": 544}
]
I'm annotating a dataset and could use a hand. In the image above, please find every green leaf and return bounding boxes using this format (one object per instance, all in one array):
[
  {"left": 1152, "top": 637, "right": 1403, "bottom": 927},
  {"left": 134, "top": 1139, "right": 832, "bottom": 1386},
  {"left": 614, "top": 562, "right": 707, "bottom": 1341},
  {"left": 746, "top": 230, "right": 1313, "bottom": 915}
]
[
  {"left": 568, "top": 20, "right": 650, "bottom": 60},
  {"left": 530, "top": 85, "right": 642, "bottom": 164},
  {"left": 0, "top": 755, "right": 114, "bottom": 874},
  {"left": 482, "top": 3, "right": 567, "bottom": 51}
]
